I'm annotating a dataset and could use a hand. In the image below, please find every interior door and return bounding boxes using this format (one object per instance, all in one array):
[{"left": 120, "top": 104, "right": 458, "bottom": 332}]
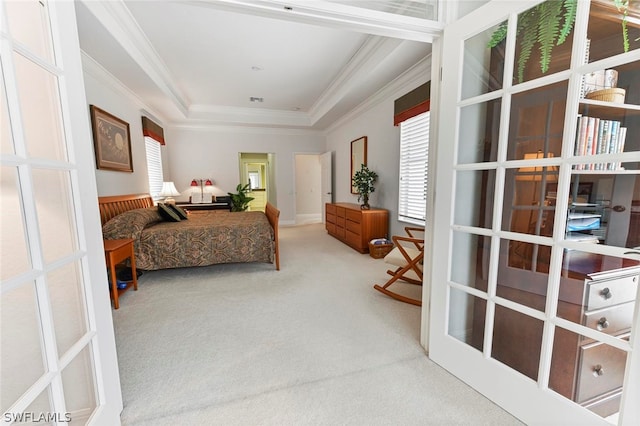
[
  {"left": 429, "top": 1, "right": 640, "bottom": 424},
  {"left": 1, "top": 1, "right": 122, "bottom": 424},
  {"left": 321, "top": 151, "right": 333, "bottom": 220}
]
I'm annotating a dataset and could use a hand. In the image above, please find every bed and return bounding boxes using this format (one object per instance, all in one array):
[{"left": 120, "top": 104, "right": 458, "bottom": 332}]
[{"left": 98, "top": 193, "right": 280, "bottom": 271}]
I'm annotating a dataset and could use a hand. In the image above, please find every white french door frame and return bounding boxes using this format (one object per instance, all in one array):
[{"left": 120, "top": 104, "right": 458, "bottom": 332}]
[
  {"left": 427, "top": 1, "right": 640, "bottom": 424},
  {"left": 1, "top": 1, "right": 122, "bottom": 424}
]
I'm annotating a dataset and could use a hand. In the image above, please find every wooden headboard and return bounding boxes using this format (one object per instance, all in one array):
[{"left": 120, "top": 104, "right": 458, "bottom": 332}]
[
  {"left": 98, "top": 193, "right": 154, "bottom": 225},
  {"left": 265, "top": 202, "right": 280, "bottom": 271}
]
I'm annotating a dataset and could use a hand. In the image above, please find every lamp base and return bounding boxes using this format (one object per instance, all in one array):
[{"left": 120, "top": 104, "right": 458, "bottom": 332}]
[{"left": 164, "top": 197, "right": 176, "bottom": 205}]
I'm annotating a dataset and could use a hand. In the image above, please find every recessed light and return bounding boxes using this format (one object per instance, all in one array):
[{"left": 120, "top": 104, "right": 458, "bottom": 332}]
[{"left": 250, "top": 97, "right": 264, "bottom": 103}]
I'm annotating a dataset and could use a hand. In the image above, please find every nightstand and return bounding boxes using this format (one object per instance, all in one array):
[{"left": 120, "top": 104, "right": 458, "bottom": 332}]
[{"left": 104, "top": 239, "right": 138, "bottom": 309}]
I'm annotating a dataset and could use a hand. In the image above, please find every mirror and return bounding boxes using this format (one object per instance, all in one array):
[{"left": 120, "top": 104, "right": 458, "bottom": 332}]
[{"left": 351, "top": 136, "right": 367, "bottom": 194}]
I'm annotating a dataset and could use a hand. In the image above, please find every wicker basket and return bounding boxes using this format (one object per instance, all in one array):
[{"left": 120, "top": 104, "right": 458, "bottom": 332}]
[
  {"left": 585, "top": 88, "right": 626, "bottom": 104},
  {"left": 369, "top": 242, "right": 393, "bottom": 259}
]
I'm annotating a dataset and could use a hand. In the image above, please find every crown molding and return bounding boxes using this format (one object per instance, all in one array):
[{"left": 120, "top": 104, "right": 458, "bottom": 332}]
[
  {"left": 188, "top": 104, "right": 311, "bottom": 127},
  {"left": 308, "top": 35, "right": 402, "bottom": 125},
  {"left": 79, "top": 0, "right": 190, "bottom": 117},
  {"left": 81, "top": 51, "right": 168, "bottom": 124},
  {"left": 324, "top": 54, "right": 431, "bottom": 134},
  {"left": 169, "top": 122, "right": 324, "bottom": 136}
]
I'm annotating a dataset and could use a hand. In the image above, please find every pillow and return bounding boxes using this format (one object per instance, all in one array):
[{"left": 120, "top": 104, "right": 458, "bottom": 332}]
[
  {"left": 167, "top": 203, "right": 189, "bottom": 220},
  {"left": 102, "top": 208, "right": 163, "bottom": 240},
  {"left": 157, "top": 203, "right": 182, "bottom": 222}
]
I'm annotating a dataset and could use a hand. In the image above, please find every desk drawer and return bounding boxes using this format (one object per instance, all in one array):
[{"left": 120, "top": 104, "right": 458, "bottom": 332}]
[
  {"left": 585, "top": 274, "right": 637, "bottom": 310},
  {"left": 583, "top": 302, "right": 634, "bottom": 336},
  {"left": 575, "top": 337, "right": 628, "bottom": 403}
]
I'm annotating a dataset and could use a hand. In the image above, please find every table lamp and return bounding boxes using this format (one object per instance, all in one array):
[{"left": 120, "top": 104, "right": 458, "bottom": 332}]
[{"left": 159, "top": 182, "right": 181, "bottom": 204}]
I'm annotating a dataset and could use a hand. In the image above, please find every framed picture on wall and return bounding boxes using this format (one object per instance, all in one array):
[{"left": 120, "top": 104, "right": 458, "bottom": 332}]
[{"left": 90, "top": 105, "right": 133, "bottom": 172}]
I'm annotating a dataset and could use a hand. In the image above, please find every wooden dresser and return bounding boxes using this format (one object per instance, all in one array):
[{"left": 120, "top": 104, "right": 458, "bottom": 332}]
[{"left": 325, "top": 203, "right": 388, "bottom": 253}]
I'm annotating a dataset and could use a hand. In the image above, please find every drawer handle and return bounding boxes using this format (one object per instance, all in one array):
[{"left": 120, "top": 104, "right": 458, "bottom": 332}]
[
  {"left": 593, "top": 365, "right": 605, "bottom": 377},
  {"left": 596, "top": 317, "right": 610, "bottom": 330},
  {"left": 600, "top": 287, "right": 612, "bottom": 300}
]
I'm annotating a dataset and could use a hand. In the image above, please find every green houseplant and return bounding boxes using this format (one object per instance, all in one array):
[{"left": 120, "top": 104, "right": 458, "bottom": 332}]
[
  {"left": 352, "top": 164, "right": 378, "bottom": 210},
  {"left": 228, "top": 183, "right": 254, "bottom": 212},
  {"left": 488, "top": 0, "right": 630, "bottom": 83}
]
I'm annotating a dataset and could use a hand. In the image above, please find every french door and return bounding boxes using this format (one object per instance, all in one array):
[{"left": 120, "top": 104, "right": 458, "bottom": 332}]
[
  {"left": 1, "top": 1, "right": 122, "bottom": 424},
  {"left": 429, "top": 1, "right": 640, "bottom": 424}
]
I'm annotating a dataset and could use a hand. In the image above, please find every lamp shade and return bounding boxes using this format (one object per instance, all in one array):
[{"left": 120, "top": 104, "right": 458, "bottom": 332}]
[
  {"left": 190, "top": 179, "right": 198, "bottom": 187},
  {"left": 205, "top": 179, "right": 213, "bottom": 186},
  {"left": 159, "top": 182, "right": 181, "bottom": 197}
]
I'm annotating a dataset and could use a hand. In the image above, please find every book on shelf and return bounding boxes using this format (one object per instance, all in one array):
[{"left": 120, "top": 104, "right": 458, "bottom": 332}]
[{"left": 573, "top": 115, "right": 627, "bottom": 170}]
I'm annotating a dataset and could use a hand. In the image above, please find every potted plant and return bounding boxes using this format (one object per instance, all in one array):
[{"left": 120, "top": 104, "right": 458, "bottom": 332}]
[
  {"left": 352, "top": 164, "right": 378, "bottom": 210},
  {"left": 228, "top": 183, "right": 254, "bottom": 212}
]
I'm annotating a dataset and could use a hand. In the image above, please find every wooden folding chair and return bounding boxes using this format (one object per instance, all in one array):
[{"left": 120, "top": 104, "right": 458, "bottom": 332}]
[{"left": 373, "top": 227, "right": 424, "bottom": 306}]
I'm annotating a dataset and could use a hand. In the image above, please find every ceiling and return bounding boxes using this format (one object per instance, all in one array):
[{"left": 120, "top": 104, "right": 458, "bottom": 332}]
[{"left": 74, "top": 1, "right": 435, "bottom": 131}]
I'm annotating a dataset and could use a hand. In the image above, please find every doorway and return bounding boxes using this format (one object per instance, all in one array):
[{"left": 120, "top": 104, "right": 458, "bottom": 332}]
[
  {"left": 294, "top": 153, "right": 323, "bottom": 225},
  {"left": 239, "top": 153, "right": 275, "bottom": 212}
]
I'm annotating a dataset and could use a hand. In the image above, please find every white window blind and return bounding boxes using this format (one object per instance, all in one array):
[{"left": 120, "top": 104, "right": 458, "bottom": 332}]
[
  {"left": 398, "top": 111, "right": 429, "bottom": 225},
  {"left": 144, "top": 137, "right": 163, "bottom": 199}
]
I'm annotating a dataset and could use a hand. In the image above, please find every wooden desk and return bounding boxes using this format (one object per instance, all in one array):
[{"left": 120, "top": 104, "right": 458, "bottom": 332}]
[{"left": 104, "top": 239, "right": 138, "bottom": 309}]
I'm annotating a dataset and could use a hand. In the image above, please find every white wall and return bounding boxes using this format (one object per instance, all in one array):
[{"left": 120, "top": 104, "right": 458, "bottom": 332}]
[
  {"left": 164, "top": 126, "right": 325, "bottom": 224},
  {"left": 325, "top": 62, "right": 430, "bottom": 238}
]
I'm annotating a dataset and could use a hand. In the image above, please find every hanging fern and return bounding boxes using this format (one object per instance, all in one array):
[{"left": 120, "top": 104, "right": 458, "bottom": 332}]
[
  {"left": 487, "top": 21, "right": 508, "bottom": 48},
  {"left": 487, "top": 0, "right": 629, "bottom": 84},
  {"left": 614, "top": 0, "right": 630, "bottom": 52},
  {"left": 557, "top": 0, "right": 578, "bottom": 44},
  {"left": 536, "top": 0, "right": 564, "bottom": 74},
  {"left": 517, "top": 11, "right": 537, "bottom": 83}
]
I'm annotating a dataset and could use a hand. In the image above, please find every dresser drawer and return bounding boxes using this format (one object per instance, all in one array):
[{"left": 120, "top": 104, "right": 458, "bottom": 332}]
[
  {"left": 326, "top": 204, "right": 336, "bottom": 215},
  {"left": 583, "top": 302, "right": 634, "bottom": 336},
  {"left": 346, "top": 220, "right": 361, "bottom": 234},
  {"left": 346, "top": 209, "right": 362, "bottom": 223},
  {"left": 326, "top": 222, "right": 336, "bottom": 234},
  {"left": 326, "top": 213, "right": 336, "bottom": 224},
  {"left": 575, "top": 338, "right": 628, "bottom": 403},
  {"left": 345, "top": 230, "right": 361, "bottom": 248},
  {"left": 336, "top": 206, "right": 346, "bottom": 218},
  {"left": 585, "top": 274, "right": 638, "bottom": 311},
  {"left": 336, "top": 216, "right": 345, "bottom": 228}
]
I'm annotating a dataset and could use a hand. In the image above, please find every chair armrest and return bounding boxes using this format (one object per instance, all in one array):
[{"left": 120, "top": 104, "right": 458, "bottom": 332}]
[{"left": 392, "top": 235, "right": 425, "bottom": 251}]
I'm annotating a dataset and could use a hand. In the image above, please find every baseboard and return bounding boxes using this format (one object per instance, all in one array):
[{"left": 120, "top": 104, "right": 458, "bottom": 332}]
[{"left": 295, "top": 213, "right": 322, "bottom": 225}]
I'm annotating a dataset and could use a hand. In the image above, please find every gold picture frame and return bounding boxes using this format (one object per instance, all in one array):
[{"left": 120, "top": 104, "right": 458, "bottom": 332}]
[
  {"left": 350, "top": 136, "right": 367, "bottom": 194},
  {"left": 90, "top": 105, "right": 133, "bottom": 172}
]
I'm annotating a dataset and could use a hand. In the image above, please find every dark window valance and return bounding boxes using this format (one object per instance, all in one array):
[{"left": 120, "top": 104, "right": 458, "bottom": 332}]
[
  {"left": 394, "top": 81, "right": 431, "bottom": 126},
  {"left": 141, "top": 116, "right": 165, "bottom": 145}
]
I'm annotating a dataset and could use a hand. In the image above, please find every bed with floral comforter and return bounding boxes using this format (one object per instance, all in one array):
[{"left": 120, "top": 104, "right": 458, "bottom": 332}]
[{"left": 99, "top": 194, "right": 280, "bottom": 271}]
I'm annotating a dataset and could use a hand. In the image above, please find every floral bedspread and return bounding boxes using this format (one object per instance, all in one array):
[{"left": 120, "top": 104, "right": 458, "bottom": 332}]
[{"left": 102, "top": 208, "right": 274, "bottom": 270}]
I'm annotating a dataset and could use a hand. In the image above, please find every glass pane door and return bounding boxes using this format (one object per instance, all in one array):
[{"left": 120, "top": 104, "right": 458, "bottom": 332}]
[
  {"left": 429, "top": 1, "right": 640, "bottom": 424},
  {"left": 1, "top": 1, "right": 121, "bottom": 423}
]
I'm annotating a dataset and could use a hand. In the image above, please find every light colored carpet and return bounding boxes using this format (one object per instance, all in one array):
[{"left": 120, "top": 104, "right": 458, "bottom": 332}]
[{"left": 113, "top": 223, "right": 521, "bottom": 425}]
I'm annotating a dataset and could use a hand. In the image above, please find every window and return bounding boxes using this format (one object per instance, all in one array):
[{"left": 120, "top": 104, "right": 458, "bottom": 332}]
[
  {"left": 398, "top": 111, "right": 429, "bottom": 225},
  {"left": 144, "top": 137, "right": 163, "bottom": 199}
]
